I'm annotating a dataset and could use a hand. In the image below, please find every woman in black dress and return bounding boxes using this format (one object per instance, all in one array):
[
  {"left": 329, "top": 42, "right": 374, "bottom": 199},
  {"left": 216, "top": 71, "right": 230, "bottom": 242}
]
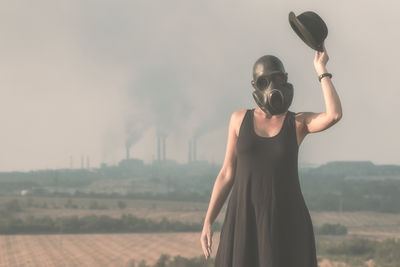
[{"left": 200, "top": 43, "right": 342, "bottom": 267}]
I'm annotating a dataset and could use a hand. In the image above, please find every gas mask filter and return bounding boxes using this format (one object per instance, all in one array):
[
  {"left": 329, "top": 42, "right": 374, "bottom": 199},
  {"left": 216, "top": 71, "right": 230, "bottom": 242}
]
[{"left": 251, "top": 55, "right": 294, "bottom": 116}]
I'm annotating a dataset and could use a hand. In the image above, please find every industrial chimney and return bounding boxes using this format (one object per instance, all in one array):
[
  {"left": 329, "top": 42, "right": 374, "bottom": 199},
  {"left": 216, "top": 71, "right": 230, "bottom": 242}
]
[
  {"left": 188, "top": 139, "right": 192, "bottom": 162},
  {"left": 193, "top": 137, "right": 197, "bottom": 161},
  {"left": 156, "top": 132, "right": 167, "bottom": 162},
  {"left": 157, "top": 133, "right": 161, "bottom": 162},
  {"left": 125, "top": 141, "right": 131, "bottom": 160},
  {"left": 162, "top": 134, "right": 166, "bottom": 161}
]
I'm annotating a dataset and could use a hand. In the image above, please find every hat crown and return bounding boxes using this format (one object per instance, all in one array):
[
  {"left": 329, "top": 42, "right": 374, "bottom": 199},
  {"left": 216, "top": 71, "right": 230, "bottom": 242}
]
[
  {"left": 289, "top": 11, "right": 328, "bottom": 51},
  {"left": 297, "top": 12, "right": 328, "bottom": 40}
]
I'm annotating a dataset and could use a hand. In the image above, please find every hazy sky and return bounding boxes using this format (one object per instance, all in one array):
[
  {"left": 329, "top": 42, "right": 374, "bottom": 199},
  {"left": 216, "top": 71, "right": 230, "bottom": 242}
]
[{"left": 1, "top": 0, "right": 399, "bottom": 171}]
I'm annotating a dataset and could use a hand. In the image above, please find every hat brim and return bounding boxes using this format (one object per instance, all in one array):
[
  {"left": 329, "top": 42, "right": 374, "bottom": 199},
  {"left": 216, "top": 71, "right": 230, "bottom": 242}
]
[{"left": 289, "top": 11, "right": 323, "bottom": 52}]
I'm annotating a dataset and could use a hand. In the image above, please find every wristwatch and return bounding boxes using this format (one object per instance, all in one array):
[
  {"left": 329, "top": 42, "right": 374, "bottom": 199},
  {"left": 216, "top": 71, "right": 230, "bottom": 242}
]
[{"left": 318, "top": 72, "right": 332, "bottom": 82}]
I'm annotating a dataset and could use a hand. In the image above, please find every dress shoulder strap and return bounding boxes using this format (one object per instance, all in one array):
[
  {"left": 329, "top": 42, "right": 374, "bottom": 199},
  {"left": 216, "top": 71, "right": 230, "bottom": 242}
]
[
  {"left": 285, "top": 110, "right": 298, "bottom": 144},
  {"left": 237, "top": 109, "right": 252, "bottom": 138}
]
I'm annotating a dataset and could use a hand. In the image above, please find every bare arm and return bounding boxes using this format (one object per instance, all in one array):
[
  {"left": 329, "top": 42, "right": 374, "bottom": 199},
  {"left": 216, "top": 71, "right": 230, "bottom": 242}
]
[
  {"left": 203, "top": 110, "right": 240, "bottom": 225},
  {"left": 200, "top": 110, "right": 242, "bottom": 259},
  {"left": 298, "top": 43, "right": 343, "bottom": 135}
]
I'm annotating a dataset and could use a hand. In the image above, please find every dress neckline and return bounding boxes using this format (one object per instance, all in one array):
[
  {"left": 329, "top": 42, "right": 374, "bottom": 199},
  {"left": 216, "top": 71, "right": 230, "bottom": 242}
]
[{"left": 251, "top": 108, "right": 290, "bottom": 139}]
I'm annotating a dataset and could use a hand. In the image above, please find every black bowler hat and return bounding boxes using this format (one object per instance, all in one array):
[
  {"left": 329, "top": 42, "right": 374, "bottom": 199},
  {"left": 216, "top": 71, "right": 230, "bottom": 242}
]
[{"left": 288, "top": 11, "right": 328, "bottom": 52}]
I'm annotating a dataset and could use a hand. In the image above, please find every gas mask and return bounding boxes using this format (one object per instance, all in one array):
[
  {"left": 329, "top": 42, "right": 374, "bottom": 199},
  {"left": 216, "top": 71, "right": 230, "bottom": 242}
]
[{"left": 251, "top": 55, "right": 294, "bottom": 117}]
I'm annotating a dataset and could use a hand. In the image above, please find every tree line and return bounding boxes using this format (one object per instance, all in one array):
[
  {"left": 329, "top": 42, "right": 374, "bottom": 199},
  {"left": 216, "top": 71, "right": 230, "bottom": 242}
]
[{"left": 0, "top": 214, "right": 221, "bottom": 234}]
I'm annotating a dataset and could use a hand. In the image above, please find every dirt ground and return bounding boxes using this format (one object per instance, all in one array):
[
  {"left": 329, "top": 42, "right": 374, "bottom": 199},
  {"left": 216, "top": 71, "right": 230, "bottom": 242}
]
[{"left": 0, "top": 232, "right": 378, "bottom": 267}]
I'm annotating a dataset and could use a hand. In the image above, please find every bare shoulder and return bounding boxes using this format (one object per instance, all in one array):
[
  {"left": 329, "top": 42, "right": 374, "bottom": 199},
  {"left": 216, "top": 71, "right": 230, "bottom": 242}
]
[
  {"left": 231, "top": 109, "right": 247, "bottom": 137},
  {"left": 293, "top": 111, "right": 309, "bottom": 147},
  {"left": 294, "top": 111, "right": 307, "bottom": 126}
]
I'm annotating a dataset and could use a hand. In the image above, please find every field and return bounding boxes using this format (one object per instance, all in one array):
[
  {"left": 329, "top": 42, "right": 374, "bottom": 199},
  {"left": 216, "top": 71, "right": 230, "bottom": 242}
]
[
  {"left": 0, "top": 232, "right": 370, "bottom": 267},
  {"left": 0, "top": 233, "right": 202, "bottom": 267},
  {"left": 0, "top": 196, "right": 208, "bottom": 223},
  {"left": 5, "top": 196, "right": 400, "bottom": 230},
  {"left": 0, "top": 196, "right": 399, "bottom": 266}
]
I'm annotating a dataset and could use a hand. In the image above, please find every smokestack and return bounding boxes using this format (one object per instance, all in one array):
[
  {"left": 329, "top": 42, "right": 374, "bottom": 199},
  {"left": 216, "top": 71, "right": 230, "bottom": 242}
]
[
  {"left": 157, "top": 133, "right": 161, "bottom": 162},
  {"left": 126, "top": 142, "right": 130, "bottom": 160},
  {"left": 86, "top": 156, "right": 90, "bottom": 169},
  {"left": 193, "top": 137, "right": 197, "bottom": 161},
  {"left": 188, "top": 139, "right": 192, "bottom": 163},
  {"left": 162, "top": 134, "right": 166, "bottom": 161},
  {"left": 81, "top": 155, "right": 84, "bottom": 169}
]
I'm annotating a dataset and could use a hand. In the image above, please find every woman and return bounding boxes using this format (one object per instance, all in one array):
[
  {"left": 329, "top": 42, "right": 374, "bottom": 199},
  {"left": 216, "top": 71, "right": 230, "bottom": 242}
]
[{"left": 200, "top": 43, "right": 342, "bottom": 266}]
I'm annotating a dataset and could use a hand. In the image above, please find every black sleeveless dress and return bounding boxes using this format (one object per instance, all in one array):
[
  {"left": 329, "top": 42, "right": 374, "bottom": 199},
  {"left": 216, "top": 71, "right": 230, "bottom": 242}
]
[{"left": 214, "top": 108, "right": 318, "bottom": 267}]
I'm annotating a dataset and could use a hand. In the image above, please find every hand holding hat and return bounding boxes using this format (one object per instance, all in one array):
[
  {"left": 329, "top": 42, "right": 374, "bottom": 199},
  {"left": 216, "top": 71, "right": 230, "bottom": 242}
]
[
  {"left": 289, "top": 11, "right": 332, "bottom": 81},
  {"left": 314, "top": 42, "right": 329, "bottom": 76}
]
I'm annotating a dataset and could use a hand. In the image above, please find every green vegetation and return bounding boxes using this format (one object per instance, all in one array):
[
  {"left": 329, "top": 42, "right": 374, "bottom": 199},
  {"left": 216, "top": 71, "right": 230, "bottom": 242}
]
[
  {"left": 319, "top": 238, "right": 400, "bottom": 267},
  {"left": 25, "top": 177, "right": 400, "bottom": 214},
  {"left": 0, "top": 214, "right": 221, "bottom": 234},
  {"left": 64, "top": 199, "right": 78, "bottom": 209},
  {"left": 315, "top": 223, "right": 347, "bottom": 235},
  {"left": 33, "top": 190, "right": 211, "bottom": 203},
  {"left": 128, "top": 254, "right": 214, "bottom": 267},
  {"left": 0, "top": 199, "right": 22, "bottom": 216},
  {"left": 128, "top": 237, "right": 400, "bottom": 267},
  {"left": 303, "top": 179, "right": 400, "bottom": 213},
  {"left": 2, "top": 161, "right": 400, "bottom": 214},
  {"left": 88, "top": 200, "right": 108, "bottom": 210},
  {"left": 117, "top": 200, "right": 127, "bottom": 209}
]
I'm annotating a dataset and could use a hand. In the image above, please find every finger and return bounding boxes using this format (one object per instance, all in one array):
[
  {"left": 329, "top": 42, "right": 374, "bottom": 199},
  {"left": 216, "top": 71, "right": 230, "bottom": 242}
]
[
  {"left": 323, "top": 43, "right": 327, "bottom": 54},
  {"left": 204, "top": 236, "right": 211, "bottom": 257},
  {"left": 204, "top": 244, "right": 210, "bottom": 259},
  {"left": 201, "top": 238, "right": 208, "bottom": 258}
]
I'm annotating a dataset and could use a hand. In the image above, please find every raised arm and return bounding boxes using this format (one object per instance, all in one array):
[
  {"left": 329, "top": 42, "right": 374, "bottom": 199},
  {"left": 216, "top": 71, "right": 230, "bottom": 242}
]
[{"left": 297, "top": 43, "right": 342, "bottom": 135}]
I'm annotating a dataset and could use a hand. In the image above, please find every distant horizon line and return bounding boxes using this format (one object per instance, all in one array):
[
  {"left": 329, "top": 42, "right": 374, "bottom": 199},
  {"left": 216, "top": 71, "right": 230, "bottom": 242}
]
[{"left": 1, "top": 159, "right": 398, "bottom": 173}]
